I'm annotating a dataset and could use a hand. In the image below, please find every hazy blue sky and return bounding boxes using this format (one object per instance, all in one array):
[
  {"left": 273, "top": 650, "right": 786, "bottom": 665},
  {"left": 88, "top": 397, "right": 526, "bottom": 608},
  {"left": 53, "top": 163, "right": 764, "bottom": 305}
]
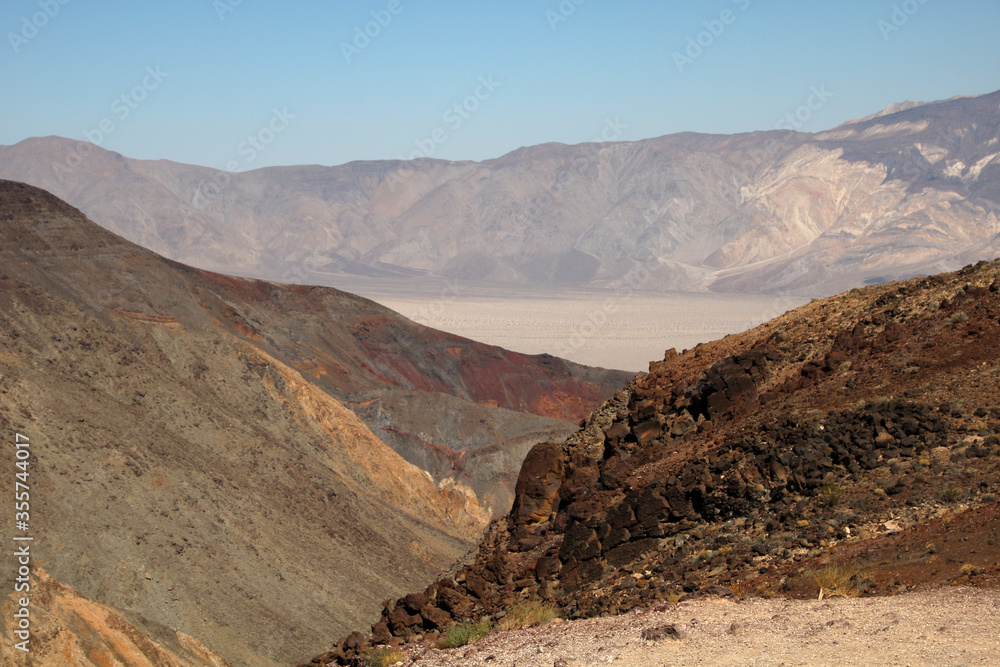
[{"left": 2, "top": 0, "right": 998, "bottom": 170}]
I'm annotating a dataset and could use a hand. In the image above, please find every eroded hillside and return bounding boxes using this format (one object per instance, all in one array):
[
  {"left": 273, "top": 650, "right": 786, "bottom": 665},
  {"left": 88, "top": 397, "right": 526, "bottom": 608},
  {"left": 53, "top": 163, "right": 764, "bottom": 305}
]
[{"left": 0, "top": 181, "right": 626, "bottom": 666}]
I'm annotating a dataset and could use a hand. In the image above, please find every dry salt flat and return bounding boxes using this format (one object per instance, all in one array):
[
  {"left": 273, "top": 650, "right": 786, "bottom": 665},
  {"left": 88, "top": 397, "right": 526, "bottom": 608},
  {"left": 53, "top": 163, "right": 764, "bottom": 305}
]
[{"left": 331, "top": 278, "right": 807, "bottom": 372}]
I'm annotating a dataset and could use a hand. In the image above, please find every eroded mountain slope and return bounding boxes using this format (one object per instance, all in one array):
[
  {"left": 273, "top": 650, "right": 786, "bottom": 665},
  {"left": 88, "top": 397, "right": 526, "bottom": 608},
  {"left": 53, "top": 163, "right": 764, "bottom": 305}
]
[
  {"left": 0, "top": 181, "right": 625, "bottom": 666},
  {"left": 1, "top": 570, "right": 232, "bottom": 667}
]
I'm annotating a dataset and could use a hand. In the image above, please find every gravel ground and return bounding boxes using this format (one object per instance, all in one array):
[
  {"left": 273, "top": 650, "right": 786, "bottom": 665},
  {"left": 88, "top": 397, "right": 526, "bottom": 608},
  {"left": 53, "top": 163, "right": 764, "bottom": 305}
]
[{"left": 399, "top": 587, "right": 1000, "bottom": 667}]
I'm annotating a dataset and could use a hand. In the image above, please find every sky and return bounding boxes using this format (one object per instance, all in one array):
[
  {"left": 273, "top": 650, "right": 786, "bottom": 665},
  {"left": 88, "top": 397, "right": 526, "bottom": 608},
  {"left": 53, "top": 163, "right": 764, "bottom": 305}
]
[{"left": 2, "top": 0, "right": 999, "bottom": 171}]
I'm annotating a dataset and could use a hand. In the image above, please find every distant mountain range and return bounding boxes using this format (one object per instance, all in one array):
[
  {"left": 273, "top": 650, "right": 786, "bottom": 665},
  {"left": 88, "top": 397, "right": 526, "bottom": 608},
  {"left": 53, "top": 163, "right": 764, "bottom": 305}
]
[
  {"left": 2, "top": 90, "right": 999, "bottom": 296},
  {"left": 0, "top": 181, "right": 626, "bottom": 666}
]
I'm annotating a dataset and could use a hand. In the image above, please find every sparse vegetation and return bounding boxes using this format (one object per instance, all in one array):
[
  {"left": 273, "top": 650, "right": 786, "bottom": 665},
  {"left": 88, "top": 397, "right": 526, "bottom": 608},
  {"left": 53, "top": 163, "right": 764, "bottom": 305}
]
[
  {"left": 949, "top": 310, "right": 969, "bottom": 325},
  {"left": 695, "top": 549, "right": 714, "bottom": 563},
  {"left": 498, "top": 600, "right": 558, "bottom": 631},
  {"left": 818, "top": 483, "right": 844, "bottom": 507},
  {"left": 437, "top": 618, "right": 493, "bottom": 649},
  {"left": 811, "top": 564, "right": 860, "bottom": 598},
  {"left": 362, "top": 647, "right": 406, "bottom": 667},
  {"left": 729, "top": 579, "right": 754, "bottom": 597}
]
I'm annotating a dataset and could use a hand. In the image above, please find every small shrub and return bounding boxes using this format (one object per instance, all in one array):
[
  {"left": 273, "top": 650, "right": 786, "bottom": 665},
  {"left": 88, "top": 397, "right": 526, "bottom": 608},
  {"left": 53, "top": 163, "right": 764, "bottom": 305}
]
[
  {"left": 949, "top": 311, "right": 969, "bottom": 325},
  {"left": 811, "top": 564, "right": 859, "bottom": 598},
  {"left": 497, "top": 600, "right": 558, "bottom": 631},
  {"left": 818, "top": 483, "right": 844, "bottom": 507},
  {"left": 436, "top": 618, "right": 493, "bottom": 649},
  {"left": 362, "top": 647, "right": 406, "bottom": 667},
  {"left": 729, "top": 579, "right": 754, "bottom": 597}
]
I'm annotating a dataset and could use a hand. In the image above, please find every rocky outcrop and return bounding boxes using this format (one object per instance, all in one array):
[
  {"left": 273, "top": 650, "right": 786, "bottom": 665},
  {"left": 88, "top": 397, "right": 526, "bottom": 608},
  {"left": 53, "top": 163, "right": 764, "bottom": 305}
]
[{"left": 312, "top": 258, "right": 1000, "bottom": 665}]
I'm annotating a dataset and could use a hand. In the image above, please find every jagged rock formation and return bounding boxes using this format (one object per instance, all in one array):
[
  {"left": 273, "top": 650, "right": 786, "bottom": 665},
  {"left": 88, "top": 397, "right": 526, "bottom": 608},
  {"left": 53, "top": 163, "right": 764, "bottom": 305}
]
[
  {"left": 0, "top": 181, "right": 626, "bottom": 666},
  {"left": 315, "top": 259, "right": 1000, "bottom": 665},
  {"left": 2, "top": 91, "right": 999, "bottom": 296}
]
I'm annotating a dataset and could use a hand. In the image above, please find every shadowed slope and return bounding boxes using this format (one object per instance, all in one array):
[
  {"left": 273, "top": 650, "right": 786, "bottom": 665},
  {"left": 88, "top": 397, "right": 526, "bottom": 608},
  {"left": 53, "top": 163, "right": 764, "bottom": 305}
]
[{"left": 0, "top": 181, "right": 627, "bottom": 666}]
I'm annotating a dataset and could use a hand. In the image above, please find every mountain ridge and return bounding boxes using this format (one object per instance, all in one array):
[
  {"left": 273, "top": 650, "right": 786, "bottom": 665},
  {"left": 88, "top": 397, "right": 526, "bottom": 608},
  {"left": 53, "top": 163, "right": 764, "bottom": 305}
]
[
  {"left": 0, "top": 180, "right": 627, "bottom": 666},
  {"left": 3, "top": 89, "right": 999, "bottom": 297},
  {"left": 314, "top": 255, "right": 1000, "bottom": 665}
]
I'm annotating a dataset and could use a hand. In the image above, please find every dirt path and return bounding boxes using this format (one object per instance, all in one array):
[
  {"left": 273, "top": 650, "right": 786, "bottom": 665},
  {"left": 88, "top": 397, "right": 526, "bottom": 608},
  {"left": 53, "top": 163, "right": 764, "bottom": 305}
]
[{"left": 403, "top": 587, "right": 1000, "bottom": 667}]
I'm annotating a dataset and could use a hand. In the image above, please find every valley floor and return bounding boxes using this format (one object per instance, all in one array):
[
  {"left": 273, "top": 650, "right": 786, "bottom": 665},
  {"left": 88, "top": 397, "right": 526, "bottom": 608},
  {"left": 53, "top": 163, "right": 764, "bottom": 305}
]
[
  {"left": 329, "top": 278, "right": 808, "bottom": 372},
  {"left": 401, "top": 586, "right": 1000, "bottom": 667}
]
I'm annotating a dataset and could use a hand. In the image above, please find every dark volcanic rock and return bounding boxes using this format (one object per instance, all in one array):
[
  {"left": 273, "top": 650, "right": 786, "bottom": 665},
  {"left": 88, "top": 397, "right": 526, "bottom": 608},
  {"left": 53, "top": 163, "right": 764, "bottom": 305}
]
[{"left": 315, "top": 259, "right": 1000, "bottom": 665}]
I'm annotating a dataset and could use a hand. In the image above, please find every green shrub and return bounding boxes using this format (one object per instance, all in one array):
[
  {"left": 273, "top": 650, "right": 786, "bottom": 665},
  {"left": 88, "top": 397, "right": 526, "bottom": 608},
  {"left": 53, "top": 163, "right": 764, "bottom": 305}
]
[
  {"left": 497, "top": 600, "right": 558, "bottom": 631},
  {"left": 436, "top": 618, "right": 493, "bottom": 649},
  {"left": 818, "top": 483, "right": 844, "bottom": 507}
]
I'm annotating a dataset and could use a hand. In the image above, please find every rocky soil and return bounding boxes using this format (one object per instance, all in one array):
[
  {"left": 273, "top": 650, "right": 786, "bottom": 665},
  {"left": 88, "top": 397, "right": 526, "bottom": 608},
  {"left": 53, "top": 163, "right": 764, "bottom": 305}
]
[
  {"left": 383, "top": 586, "right": 1000, "bottom": 667},
  {"left": 313, "top": 257, "right": 1000, "bottom": 665}
]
